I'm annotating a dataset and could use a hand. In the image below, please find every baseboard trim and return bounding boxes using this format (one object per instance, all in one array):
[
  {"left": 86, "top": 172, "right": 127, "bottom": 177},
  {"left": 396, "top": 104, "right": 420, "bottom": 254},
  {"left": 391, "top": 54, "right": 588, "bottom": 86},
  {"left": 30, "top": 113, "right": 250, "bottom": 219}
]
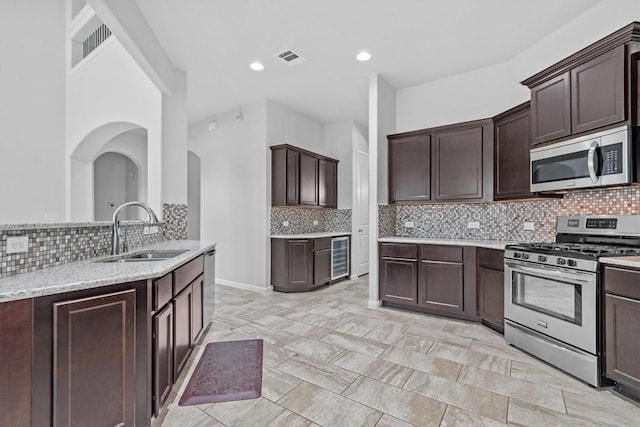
[
  {"left": 216, "top": 278, "right": 272, "bottom": 293},
  {"left": 368, "top": 299, "right": 382, "bottom": 309},
  {"left": 349, "top": 274, "right": 358, "bottom": 280}
]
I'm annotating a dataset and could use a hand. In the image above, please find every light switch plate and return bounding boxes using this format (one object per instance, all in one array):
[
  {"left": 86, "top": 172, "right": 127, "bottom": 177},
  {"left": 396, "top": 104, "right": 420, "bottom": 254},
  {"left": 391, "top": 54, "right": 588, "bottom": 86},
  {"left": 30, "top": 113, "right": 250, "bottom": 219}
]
[
  {"left": 523, "top": 222, "right": 535, "bottom": 231},
  {"left": 6, "top": 236, "right": 29, "bottom": 254},
  {"left": 467, "top": 221, "right": 480, "bottom": 229},
  {"left": 313, "top": 220, "right": 318, "bottom": 226},
  {"left": 282, "top": 221, "right": 289, "bottom": 227},
  {"left": 404, "top": 221, "right": 414, "bottom": 228}
]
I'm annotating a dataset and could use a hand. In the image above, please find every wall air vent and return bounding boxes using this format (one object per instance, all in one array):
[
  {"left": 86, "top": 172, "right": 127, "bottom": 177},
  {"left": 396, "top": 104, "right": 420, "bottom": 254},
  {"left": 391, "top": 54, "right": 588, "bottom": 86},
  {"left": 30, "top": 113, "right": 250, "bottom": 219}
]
[{"left": 275, "top": 49, "right": 306, "bottom": 66}]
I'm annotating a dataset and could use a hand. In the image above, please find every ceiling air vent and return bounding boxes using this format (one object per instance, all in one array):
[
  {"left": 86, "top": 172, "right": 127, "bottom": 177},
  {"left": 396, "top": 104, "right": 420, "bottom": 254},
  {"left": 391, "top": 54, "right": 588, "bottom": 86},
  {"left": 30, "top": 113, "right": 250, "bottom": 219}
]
[{"left": 275, "top": 49, "right": 306, "bottom": 66}]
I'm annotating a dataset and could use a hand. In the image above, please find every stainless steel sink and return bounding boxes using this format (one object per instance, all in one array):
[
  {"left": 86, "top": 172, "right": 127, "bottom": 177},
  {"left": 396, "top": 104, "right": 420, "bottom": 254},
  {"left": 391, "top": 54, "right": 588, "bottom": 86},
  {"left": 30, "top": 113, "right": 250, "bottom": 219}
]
[{"left": 99, "top": 250, "right": 189, "bottom": 263}]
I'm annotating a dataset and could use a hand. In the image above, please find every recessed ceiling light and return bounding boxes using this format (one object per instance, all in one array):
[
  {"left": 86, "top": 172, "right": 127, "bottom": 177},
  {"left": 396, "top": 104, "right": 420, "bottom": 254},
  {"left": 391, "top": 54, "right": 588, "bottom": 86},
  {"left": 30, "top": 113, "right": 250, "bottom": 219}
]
[
  {"left": 250, "top": 61, "right": 264, "bottom": 71},
  {"left": 356, "top": 51, "right": 371, "bottom": 62}
]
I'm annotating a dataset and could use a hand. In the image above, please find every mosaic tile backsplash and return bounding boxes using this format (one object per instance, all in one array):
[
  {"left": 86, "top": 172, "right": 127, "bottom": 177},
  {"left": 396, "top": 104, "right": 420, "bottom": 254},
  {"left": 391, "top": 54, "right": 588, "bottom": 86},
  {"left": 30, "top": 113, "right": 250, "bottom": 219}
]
[
  {"left": 271, "top": 207, "right": 352, "bottom": 234},
  {"left": 163, "top": 203, "right": 188, "bottom": 240},
  {"left": 0, "top": 222, "right": 167, "bottom": 278},
  {"left": 381, "top": 186, "right": 640, "bottom": 242}
]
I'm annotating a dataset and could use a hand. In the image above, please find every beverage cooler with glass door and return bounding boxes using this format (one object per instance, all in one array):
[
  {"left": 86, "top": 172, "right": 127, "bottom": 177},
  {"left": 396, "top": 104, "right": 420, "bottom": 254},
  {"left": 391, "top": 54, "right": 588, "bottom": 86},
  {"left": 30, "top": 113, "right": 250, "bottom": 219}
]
[{"left": 331, "top": 236, "right": 350, "bottom": 282}]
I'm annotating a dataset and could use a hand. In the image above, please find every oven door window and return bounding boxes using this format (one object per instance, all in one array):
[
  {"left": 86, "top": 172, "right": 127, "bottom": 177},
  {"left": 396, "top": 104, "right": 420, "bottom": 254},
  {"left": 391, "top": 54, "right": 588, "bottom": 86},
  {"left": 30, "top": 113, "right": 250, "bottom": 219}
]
[{"left": 512, "top": 272, "right": 582, "bottom": 326}]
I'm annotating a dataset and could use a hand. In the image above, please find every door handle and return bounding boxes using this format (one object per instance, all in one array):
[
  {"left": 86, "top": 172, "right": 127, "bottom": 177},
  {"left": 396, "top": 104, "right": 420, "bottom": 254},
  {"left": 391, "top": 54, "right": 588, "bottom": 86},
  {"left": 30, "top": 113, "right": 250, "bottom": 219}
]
[{"left": 587, "top": 141, "right": 599, "bottom": 183}]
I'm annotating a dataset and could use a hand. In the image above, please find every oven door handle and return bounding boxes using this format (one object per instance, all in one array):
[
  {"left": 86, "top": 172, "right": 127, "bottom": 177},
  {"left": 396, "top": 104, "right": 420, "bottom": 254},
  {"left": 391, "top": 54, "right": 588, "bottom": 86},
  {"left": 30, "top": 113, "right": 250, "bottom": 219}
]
[
  {"left": 505, "top": 261, "right": 592, "bottom": 284},
  {"left": 587, "top": 141, "right": 599, "bottom": 184}
]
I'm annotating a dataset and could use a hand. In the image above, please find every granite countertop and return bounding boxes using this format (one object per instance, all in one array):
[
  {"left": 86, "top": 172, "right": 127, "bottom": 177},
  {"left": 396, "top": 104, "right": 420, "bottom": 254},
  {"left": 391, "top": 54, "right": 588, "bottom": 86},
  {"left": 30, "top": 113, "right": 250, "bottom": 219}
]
[
  {"left": 378, "top": 236, "right": 520, "bottom": 250},
  {"left": 600, "top": 256, "right": 640, "bottom": 269},
  {"left": 0, "top": 240, "right": 216, "bottom": 303},
  {"left": 270, "top": 232, "right": 351, "bottom": 239}
]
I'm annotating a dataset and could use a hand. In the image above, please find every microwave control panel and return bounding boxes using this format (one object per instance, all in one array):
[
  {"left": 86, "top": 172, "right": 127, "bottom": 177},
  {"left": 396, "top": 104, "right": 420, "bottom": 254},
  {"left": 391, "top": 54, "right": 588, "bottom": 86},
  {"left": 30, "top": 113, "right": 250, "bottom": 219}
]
[{"left": 601, "top": 143, "right": 622, "bottom": 175}]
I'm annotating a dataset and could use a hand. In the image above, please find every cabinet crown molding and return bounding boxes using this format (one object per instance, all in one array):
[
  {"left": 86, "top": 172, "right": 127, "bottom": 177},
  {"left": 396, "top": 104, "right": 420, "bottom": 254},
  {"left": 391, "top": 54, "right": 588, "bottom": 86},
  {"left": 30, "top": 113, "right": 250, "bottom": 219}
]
[{"left": 522, "top": 21, "right": 640, "bottom": 88}]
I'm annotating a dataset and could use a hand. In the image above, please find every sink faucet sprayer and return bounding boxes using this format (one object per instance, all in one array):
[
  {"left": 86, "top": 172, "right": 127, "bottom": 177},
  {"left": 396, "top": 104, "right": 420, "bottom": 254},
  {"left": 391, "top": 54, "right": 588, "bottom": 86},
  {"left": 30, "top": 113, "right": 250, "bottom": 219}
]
[{"left": 111, "top": 202, "right": 159, "bottom": 255}]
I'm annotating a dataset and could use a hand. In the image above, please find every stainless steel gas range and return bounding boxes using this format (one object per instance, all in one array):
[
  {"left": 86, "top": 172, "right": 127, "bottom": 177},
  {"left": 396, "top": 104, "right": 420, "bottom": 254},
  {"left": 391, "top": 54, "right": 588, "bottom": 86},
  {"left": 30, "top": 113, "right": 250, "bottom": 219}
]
[{"left": 504, "top": 215, "right": 640, "bottom": 387}]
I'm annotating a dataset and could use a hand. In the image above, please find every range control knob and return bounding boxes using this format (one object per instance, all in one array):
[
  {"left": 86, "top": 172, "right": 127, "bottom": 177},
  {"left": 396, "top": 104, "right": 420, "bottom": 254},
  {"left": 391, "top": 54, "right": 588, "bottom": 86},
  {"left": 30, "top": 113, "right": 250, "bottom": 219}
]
[
  {"left": 538, "top": 255, "right": 547, "bottom": 262},
  {"left": 513, "top": 252, "right": 522, "bottom": 259},
  {"left": 557, "top": 258, "right": 567, "bottom": 265},
  {"left": 522, "top": 253, "right": 530, "bottom": 260},
  {"left": 567, "top": 259, "right": 577, "bottom": 267}
]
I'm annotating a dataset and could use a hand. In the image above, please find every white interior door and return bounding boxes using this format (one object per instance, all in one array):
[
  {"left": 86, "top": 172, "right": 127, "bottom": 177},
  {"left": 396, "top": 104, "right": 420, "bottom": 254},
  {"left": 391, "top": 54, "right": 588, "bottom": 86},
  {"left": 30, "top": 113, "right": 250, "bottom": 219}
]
[{"left": 356, "top": 150, "right": 369, "bottom": 276}]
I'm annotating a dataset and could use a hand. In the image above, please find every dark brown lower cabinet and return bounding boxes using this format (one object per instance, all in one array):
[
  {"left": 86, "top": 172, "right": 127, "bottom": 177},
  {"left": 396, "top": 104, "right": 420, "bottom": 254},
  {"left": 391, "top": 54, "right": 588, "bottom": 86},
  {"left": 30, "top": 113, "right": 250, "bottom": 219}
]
[
  {"left": 153, "top": 302, "right": 174, "bottom": 417},
  {"left": 53, "top": 289, "right": 136, "bottom": 427},
  {"left": 476, "top": 248, "right": 505, "bottom": 333},
  {"left": 31, "top": 280, "right": 150, "bottom": 427},
  {"left": 192, "top": 275, "right": 204, "bottom": 343},
  {"left": 0, "top": 299, "right": 32, "bottom": 427},
  {"left": 418, "top": 260, "right": 464, "bottom": 314},
  {"left": 604, "top": 266, "right": 640, "bottom": 399},
  {"left": 174, "top": 284, "right": 193, "bottom": 382},
  {"left": 314, "top": 248, "right": 331, "bottom": 285},
  {"left": 379, "top": 243, "right": 477, "bottom": 321}
]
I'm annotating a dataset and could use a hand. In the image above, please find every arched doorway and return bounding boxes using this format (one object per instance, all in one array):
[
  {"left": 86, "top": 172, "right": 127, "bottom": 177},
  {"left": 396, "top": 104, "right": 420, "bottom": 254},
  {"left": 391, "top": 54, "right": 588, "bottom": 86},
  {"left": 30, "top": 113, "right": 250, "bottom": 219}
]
[{"left": 93, "top": 152, "right": 139, "bottom": 221}]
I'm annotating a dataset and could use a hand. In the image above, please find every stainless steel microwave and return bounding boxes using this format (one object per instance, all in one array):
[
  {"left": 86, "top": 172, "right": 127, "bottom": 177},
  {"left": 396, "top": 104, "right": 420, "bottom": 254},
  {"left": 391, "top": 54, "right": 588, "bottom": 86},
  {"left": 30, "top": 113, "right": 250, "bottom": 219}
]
[{"left": 530, "top": 125, "right": 633, "bottom": 192}]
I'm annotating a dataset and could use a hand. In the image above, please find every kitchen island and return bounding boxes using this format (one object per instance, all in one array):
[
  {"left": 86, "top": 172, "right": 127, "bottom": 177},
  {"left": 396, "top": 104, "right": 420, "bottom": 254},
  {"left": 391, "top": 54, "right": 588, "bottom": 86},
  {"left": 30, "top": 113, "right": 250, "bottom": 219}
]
[{"left": 0, "top": 240, "right": 215, "bottom": 427}]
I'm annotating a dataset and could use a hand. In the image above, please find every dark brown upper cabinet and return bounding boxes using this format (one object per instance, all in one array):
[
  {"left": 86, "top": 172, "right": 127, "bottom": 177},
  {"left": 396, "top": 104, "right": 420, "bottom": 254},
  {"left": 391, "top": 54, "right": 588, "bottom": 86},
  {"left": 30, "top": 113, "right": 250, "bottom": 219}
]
[
  {"left": 530, "top": 73, "right": 571, "bottom": 145},
  {"left": 318, "top": 159, "right": 337, "bottom": 207},
  {"left": 523, "top": 23, "right": 640, "bottom": 146},
  {"left": 388, "top": 134, "right": 431, "bottom": 202},
  {"left": 271, "top": 144, "right": 338, "bottom": 208},
  {"left": 388, "top": 119, "right": 493, "bottom": 204},
  {"left": 493, "top": 102, "right": 534, "bottom": 200}
]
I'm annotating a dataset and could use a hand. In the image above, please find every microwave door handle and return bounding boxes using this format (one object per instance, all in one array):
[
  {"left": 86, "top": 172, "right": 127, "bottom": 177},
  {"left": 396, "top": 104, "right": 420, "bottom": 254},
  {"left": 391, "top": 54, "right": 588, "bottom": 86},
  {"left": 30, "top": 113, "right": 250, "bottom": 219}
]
[{"left": 587, "top": 141, "right": 599, "bottom": 183}]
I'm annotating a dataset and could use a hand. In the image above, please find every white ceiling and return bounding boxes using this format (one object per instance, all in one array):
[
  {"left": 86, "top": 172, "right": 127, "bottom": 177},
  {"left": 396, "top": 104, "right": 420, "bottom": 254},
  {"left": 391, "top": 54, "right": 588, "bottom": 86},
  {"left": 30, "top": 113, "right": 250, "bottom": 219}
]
[{"left": 135, "top": 0, "right": 600, "bottom": 125}]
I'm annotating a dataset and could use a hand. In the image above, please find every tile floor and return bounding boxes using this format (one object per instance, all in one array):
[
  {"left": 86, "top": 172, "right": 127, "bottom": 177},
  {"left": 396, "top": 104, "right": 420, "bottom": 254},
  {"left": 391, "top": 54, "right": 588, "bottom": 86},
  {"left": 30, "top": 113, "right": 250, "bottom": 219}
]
[{"left": 155, "top": 277, "right": 640, "bottom": 427}]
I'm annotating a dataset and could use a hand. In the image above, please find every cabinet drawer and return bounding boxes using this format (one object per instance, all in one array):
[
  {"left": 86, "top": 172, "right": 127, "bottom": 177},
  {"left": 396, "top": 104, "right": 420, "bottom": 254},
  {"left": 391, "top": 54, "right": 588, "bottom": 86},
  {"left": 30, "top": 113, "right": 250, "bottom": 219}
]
[
  {"left": 314, "top": 237, "right": 331, "bottom": 251},
  {"left": 477, "top": 248, "right": 505, "bottom": 271},
  {"left": 173, "top": 255, "right": 204, "bottom": 296},
  {"left": 380, "top": 243, "right": 418, "bottom": 260},
  {"left": 604, "top": 267, "right": 640, "bottom": 300},
  {"left": 153, "top": 273, "right": 173, "bottom": 311},
  {"left": 421, "top": 245, "right": 463, "bottom": 263}
]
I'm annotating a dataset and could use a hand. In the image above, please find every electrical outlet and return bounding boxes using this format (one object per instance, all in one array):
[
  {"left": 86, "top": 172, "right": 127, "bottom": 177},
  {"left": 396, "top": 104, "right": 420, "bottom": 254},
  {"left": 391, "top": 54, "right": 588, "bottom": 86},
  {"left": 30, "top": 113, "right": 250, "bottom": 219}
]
[
  {"left": 313, "top": 220, "right": 319, "bottom": 226},
  {"left": 6, "top": 236, "right": 29, "bottom": 254},
  {"left": 467, "top": 221, "right": 480, "bottom": 229},
  {"left": 404, "top": 221, "right": 414, "bottom": 228},
  {"left": 282, "top": 221, "right": 289, "bottom": 227},
  {"left": 143, "top": 226, "right": 159, "bottom": 235},
  {"left": 523, "top": 222, "right": 535, "bottom": 231}
]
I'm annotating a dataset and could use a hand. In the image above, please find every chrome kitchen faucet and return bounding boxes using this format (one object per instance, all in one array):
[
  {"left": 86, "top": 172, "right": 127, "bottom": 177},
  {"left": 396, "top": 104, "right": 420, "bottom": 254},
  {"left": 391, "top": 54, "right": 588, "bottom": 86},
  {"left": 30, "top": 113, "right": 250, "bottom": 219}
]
[{"left": 111, "top": 202, "right": 159, "bottom": 255}]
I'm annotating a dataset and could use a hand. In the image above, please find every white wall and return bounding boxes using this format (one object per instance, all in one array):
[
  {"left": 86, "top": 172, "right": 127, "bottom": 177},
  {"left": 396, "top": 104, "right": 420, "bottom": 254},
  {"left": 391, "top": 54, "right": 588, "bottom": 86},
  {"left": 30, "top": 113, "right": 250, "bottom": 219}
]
[
  {"left": 189, "top": 102, "right": 269, "bottom": 289},
  {"left": 0, "top": 0, "right": 66, "bottom": 223},
  {"left": 66, "top": 38, "right": 163, "bottom": 221},
  {"left": 376, "top": 77, "right": 396, "bottom": 204},
  {"left": 396, "top": 0, "right": 640, "bottom": 132},
  {"left": 266, "top": 100, "right": 325, "bottom": 154},
  {"left": 324, "top": 120, "right": 354, "bottom": 209},
  {"left": 187, "top": 151, "right": 201, "bottom": 240}
]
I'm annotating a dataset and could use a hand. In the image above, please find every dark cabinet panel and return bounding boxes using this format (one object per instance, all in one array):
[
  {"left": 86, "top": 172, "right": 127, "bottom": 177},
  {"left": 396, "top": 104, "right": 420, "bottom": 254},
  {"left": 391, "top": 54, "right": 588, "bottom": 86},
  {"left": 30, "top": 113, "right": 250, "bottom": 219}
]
[
  {"left": 299, "top": 153, "right": 319, "bottom": 206},
  {"left": 288, "top": 240, "right": 313, "bottom": 286},
  {"left": 433, "top": 126, "right": 484, "bottom": 200},
  {"left": 173, "top": 284, "right": 193, "bottom": 382},
  {"left": 53, "top": 289, "right": 136, "bottom": 427},
  {"left": 571, "top": 46, "right": 625, "bottom": 134},
  {"left": 287, "top": 149, "right": 300, "bottom": 205},
  {"left": 477, "top": 265, "right": 504, "bottom": 333},
  {"left": 605, "top": 293, "right": 640, "bottom": 391},
  {"left": 494, "top": 102, "right": 535, "bottom": 200},
  {"left": 314, "top": 248, "right": 332, "bottom": 286},
  {"left": 153, "top": 302, "right": 173, "bottom": 417},
  {"left": 418, "top": 260, "right": 464, "bottom": 314},
  {"left": 319, "top": 159, "right": 338, "bottom": 208},
  {"left": 271, "top": 239, "right": 318, "bottom": 292},
  {"left": 531, "top": 73, "right": 571, "bottom": 144},
  {"left": 192, "top": 275, "right": 204, "bottom": 343},
  {"left": 0, "top": 299, "right": 32, "bottom": 427},
  {"left": 388, "top": 134, "right": 431, "bottom": 202},
  {"left": 380, "top": 258, "right": 418, "bottom": 304}
]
